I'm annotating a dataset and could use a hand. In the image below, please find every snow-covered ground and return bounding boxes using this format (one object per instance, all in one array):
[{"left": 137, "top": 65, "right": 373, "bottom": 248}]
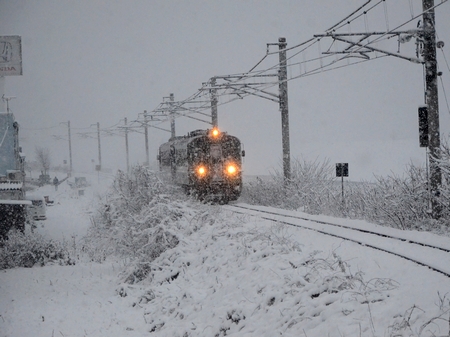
[{"left": 1, "top": 174, "right": 450, "bottom": 337}]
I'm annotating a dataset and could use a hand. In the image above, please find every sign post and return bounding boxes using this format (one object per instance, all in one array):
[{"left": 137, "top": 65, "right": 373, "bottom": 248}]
[{"left": 336, "top": 163, "right": 349, "bottom": 207}]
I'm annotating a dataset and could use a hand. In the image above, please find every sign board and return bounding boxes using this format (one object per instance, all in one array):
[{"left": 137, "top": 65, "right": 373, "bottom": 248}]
[
  {"left": 336, "top": 163, "right": 349, "bottom": 177},
  {"left": 0, "top": 36, "right": 22, "bottom": 76}
]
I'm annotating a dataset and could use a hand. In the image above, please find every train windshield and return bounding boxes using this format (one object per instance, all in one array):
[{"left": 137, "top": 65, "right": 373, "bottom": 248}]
[
  {"left": 221, "top": 138, "right": 241, "bottom": 161},
  {"left": 188, "top": 135, "right": 241, "bottom": 164},
  {"left": 210, "top": 144, "right": 222, "bottom": 163}
]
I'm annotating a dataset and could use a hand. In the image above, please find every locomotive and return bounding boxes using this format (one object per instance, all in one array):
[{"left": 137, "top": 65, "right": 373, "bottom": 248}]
[{"left": 158, "top": 128, "right": 245, "bottom": 202}]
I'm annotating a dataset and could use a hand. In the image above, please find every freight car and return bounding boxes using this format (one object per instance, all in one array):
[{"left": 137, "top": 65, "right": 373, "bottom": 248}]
[{"left": 158, "top": 128, "right": 245, "bottom": 202}]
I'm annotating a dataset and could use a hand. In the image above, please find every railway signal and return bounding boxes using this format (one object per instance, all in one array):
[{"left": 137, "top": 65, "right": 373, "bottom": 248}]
[{"left": 336, "top": 163, "right": 349, "bottom": 206}]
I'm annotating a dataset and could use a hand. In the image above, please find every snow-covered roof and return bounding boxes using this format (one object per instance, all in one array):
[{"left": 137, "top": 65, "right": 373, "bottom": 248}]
[
  {"left": 0, "top": 181, "right": 23, "bottom": 190},
  {"left": 0, "top": 199, "right": 31, "bottom": 205}
]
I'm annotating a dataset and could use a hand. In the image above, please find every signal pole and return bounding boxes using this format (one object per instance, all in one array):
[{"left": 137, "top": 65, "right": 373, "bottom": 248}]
[
  {"left": 423, "top": 0, "right": 441, "bottom": 218},
  {"left": 278, "top": 37, "right": 291, "bottom": 183}
]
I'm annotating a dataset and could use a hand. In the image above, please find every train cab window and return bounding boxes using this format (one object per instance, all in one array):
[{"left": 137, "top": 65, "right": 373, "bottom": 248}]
[
  {"left": 222, "top": 139, "right": 241, "bottom": 161},
  {"left": 210, "top": 144, "right": 222, "bottom": 163}
]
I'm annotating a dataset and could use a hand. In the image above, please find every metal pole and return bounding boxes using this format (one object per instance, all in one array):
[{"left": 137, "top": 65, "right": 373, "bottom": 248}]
[
  {"left": 170, "top": 93, "right": 176, "bottom": 138},
  {"left": 144, "top": 111, "right": 149, "bottom": 166},
  {"left": 278, "top": 37, "right": 291, "bottom": 183},
  {"left": 68, "top": 120, "right": 73, "bottom": 173},
  {"left": 97, "top": 122, "right": 102, "bottom": 170},
  {"left": 422, "top": 0, "right": 441, "bottom": 218},
  {"left": 210, "top": 77, "right": 218, "bottom": 127},
  {"left": 124, "top": 117, "right": 129, "bottom": 173},
  {"left": 0, "top": 77, "right": 4, "bottom": 112}
]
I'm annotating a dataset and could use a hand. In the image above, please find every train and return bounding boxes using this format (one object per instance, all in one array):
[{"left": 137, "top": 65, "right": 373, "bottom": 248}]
[{"left": 158, "top": 128, "right": 245, "bottom": 202}]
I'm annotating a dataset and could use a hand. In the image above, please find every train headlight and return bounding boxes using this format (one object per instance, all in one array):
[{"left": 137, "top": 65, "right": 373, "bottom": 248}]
[
  {"left": 226, "top": 164, "right": 238, "bottom": 176},
  {"left": 210, "top": 128, "right": 220, "bottom": 139},
  {"left": 196, "top": 165, "right": 207, "bottom": 177}
]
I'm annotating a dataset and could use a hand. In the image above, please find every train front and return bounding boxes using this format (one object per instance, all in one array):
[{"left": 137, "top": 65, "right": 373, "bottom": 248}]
[{"left": 188, "top": 128, "right": 243, "bottom": 201}]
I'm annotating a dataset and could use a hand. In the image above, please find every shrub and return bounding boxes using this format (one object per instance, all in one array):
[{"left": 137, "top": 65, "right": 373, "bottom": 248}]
[
  {"left": 242, "top": 157, "right": 450, "bottom": 234},
  {"left": 83, "top": 166, "right": 191, "bottom": 282},
  {"left": 0, "top": 229, "right": 73, "bottom": 269}
]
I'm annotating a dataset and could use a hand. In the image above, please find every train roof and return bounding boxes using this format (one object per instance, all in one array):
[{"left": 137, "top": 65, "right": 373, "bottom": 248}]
[{"left": 159, "top": 129, "right": 240, "bottom": 150}]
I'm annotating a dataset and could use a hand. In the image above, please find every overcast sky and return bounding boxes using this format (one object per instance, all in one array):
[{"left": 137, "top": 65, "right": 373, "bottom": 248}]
[{"left": 1, "top": 0, "right": 450, "bottom": 181}]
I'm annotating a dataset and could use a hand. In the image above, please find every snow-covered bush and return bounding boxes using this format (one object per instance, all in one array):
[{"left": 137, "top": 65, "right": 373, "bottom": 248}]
[
  {"left": 0, "top": 229, "right": 73, "bottom": 269},
  {"left": 388, "top": 292, "right": 450, "bottom": 337},
  {"left": 242, "top": 158, "right": 336, "bottom": 214},
  {"left": 119, "top": 209, "right": 399, "bottom": 337},
  {"left": 242, "top": 157, "right": 450, "bottom": 233},
  {"left": 360, "top": 166, "right": 432, "bottom": 230},
  {"left": 83, "top": 166, "right": 193, "bottom": 282}
]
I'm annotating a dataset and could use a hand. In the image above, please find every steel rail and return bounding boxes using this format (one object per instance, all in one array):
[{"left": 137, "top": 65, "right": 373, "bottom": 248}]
[{"left": 224, "top": 204, "right": 450, "bottom": 278}]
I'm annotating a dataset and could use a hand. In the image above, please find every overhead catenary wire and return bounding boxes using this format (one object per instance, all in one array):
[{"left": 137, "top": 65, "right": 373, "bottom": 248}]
[
  {"left": 215, "top": 1, "right": 448, "bottom": 89},
  {"left": 326, "top": 0, "right": 373, "bottom": 32},
  {"left": 119, "top": 0, "right": 450, "bottom": 136}
]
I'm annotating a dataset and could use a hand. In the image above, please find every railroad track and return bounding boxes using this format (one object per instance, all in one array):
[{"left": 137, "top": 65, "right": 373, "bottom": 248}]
[{"left": 223, "top": 203, "right": 450, "bottom": 278}]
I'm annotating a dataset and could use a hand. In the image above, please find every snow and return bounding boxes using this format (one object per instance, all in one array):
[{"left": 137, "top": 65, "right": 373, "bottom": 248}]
[
  {"left": 0, "top": 182, "right": 23, "bottom": 191},
  {"left": 1, "top": 175, "right": 450, "bottom": 337}
]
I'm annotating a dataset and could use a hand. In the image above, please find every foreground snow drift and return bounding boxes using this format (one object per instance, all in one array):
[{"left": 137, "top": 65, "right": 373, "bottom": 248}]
[
  {"left": 114, "top": 208, "right": 450, "bottom": 337},
  {"left": 1, "top": 171, "right": 450, "bottom": 337}
]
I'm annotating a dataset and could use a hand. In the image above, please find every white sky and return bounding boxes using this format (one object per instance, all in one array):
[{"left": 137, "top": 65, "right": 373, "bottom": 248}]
[{"left": 1, "top": 0, "right": 450, "bottom": 180}]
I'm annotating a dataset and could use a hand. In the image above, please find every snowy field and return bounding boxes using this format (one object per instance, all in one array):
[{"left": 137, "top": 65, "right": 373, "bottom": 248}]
[{"left": 1, "top": 174, "right": 450, "bottom": 337}]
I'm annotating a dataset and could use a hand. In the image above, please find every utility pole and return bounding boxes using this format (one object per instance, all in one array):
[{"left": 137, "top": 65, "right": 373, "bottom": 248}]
[
  {"left": 210, "top": 77, "right": 218, "bottom": 128},
  {"left": 0, "top": 78, "right": 4, "bottom": 110},
  {"left": 144, "top": 111, "right": 149, "bottom": 166},
  {"left": 278, "top": 37, "right": 291, "bottom": 183},
  {"left": 422, "top": 0, "right": 441, "bottom": 219},
  {"left": 170, "top": 93, "right": 176, "bottom": 138},
  {"left": 2, "top": 95, "right": 16, "bottom": 114},
  {"left": 67, "top": 121, "right": 73, "bottom": 174},
  {"left": 124, "top": 117, "right": 130, "bottom": 173},
  {"left": 96, "top": 122, "right": 102, "bottom": 170}
]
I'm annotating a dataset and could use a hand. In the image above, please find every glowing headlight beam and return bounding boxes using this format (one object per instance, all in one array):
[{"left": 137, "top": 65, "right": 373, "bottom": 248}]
[
  {"left": 197, "top": 166, "right": 207, "bottom": 177},
  {"left": 226, "top": 164, "right": 237, "bottom": 175},
  {"left": 211, "top": 128, "right": 220, "bottom": 138}
]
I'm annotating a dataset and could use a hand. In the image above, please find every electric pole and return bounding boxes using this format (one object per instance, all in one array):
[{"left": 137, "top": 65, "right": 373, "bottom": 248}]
[
  {"left": 124, "top": 117, "right": 130, "bottom": 173},
  {"left": 144, "top": 111, "right": 149, "bottom": 166},
  {"left": 278, "top": 37, "right": 291, "bottom": 183},
  {"left": 423, "top": 0, "right": 441, "bottom": 218},
  {"left": 170, "top": 93, "right": 176, "bottom": 138},
  {"left": 210, "top": 77, "right": 218, "bottom": 128},
  {"left": 67, "top": 121, "right": 73, "bottom": 174},
  {"left": 96, "top": 122, "right": 102, "bottom": 170}
]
